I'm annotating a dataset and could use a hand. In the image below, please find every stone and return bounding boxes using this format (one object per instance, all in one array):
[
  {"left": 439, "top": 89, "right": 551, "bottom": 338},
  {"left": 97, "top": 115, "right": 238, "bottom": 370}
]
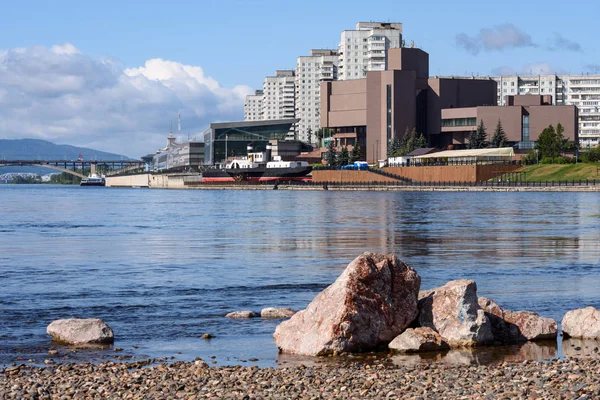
[
  {"left": 201, "top": 333, "right": 214, "bottom": 339},
  {"left": 562, "top": 307, "right": 600, "bottom": 339},
  {"left": 273, "top": 252, "right": 421, "bottom": 356},
  {"left": 388, "top": 327, "right": 449, "bottom": 353},
  {"left": 225, "top": 310, "right": 259, "bottom": 319},
  {"left": 47, "top": 318, "right": 114, "bottom": 345},
  {"left": 260, "top": 307, "right": 296, "bottom": 319},
  {"left": 417, "top": 280, "right": 493, "bottom": 347},
  {"left": 478, "top": 297, "right": 557, "bottom": 342}
]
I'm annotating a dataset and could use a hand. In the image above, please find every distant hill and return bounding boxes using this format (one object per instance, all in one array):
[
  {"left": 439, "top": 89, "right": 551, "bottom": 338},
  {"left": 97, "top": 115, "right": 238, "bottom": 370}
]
[
  {"left": 0, "top": 139, "right": 133, "bottom": 174},
  {"left": 0, "top": 139, "right": 131, "bottom": 160}
]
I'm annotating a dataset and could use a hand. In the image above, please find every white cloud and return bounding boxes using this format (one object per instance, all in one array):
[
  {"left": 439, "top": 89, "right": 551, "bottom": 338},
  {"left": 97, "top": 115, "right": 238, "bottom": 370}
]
[
  {"left": 456, "top": 24, "right": 536, "bottom": 55},
  {"left": 491, "top": 62, "right": 566, "bottom": 76},
  {"left": 50, "top": 43, "right": 81, "bottom": 55},
  {"left": 0, "top": 43, "right": 253, "bottom": 156}
]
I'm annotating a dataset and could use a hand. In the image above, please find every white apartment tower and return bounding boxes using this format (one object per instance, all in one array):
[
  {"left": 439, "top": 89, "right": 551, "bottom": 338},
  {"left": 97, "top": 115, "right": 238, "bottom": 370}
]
[
  {"left": 244, "top": 90, "right": 264, "bottom": 121},
  {"left": 493, "top": 74, "right": 600, "bottom": 147},
  {"left": 262, "top": 70, "right": 296, "bottom": 119},
  {"left": 296, "top": 49, "right": 339, "bottom": 143},
  {"left": 338, "top": 22, "right": 403, "bottom": 80}
]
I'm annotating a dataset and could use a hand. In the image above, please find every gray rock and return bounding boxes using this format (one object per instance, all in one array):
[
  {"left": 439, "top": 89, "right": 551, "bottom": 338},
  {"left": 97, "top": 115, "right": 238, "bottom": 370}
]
[
  {"left": 47, "top": 318, "right": 114, "bottom": 345},
  {"left": 389, "top": 327, "right": 449, "bottom": 353},
  {"left": 562, "top": 307, "right": 600, "bottom": 339},
  {"left": 225, "top": 310, "right": 259, "bottom": 318},
  {"left": 418, "top": 280, "right": 493, "bottom": 347},
  {"left": 260, "top": 307, "right": 296, "bottom": 319}
]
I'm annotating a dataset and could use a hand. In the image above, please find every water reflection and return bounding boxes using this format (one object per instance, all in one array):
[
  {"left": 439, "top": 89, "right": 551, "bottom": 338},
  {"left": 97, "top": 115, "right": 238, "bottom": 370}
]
[{"left": 562, "top": 338, "right": 600, "bottom": 359}]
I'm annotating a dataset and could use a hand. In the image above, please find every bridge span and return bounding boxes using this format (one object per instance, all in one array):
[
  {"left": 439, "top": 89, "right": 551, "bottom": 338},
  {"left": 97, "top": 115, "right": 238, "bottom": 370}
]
[{"left": 0, "top": 159, "right": 145, "bottom": 178}]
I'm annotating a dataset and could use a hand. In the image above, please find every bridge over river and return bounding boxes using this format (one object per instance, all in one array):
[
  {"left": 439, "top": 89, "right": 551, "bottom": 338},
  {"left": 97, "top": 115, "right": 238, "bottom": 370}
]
[{"left": 0, "top": 159, "right": 146, "bottom": 178}]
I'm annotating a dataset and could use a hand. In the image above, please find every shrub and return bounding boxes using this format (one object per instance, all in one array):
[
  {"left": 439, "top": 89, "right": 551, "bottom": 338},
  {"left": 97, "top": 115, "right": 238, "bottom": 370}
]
[
  {"left": 555, "top": 156, "right": 574, "bottom": 164},
  {"left": 582, "top": 148, "right": 600, "bottom": 163},
  {"left": 522, "top": 150, "right": 538, "bottom": 165},
  {"left": 540, "top": 157, "right": 555, "bottom": 164}
]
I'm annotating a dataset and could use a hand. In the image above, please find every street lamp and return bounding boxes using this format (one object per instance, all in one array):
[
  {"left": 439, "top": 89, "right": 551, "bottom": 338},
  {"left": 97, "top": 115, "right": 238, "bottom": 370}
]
[{"left": 535, "top": 148, "right": 539, "bottom": 165}]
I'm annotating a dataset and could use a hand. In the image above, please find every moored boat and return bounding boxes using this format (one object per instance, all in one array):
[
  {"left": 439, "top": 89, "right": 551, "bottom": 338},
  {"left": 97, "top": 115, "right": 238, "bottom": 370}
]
[
  {"left": 80, "top": 174, "right": 105, "bottom": 187},
  {"left": 201, "top": 144, "right": 312, "bottom": 183}
]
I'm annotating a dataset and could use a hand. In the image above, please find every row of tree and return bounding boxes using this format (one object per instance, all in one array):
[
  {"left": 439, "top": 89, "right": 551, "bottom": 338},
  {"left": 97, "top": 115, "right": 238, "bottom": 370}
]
[
  {"left": 467, "top": 120, "right": 508, "bottom": 149},
  {"left": 388, "top": 128, "right": 427, "bottom": 157},
  {"left": 325, "top": 142, "right": 364, "bottom": 168}
]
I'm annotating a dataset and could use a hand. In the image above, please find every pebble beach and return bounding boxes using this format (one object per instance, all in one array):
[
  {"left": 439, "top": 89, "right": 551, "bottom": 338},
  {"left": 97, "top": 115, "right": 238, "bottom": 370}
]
[{"left": 2, "top": 357, "right": 600, "bottom": 399}]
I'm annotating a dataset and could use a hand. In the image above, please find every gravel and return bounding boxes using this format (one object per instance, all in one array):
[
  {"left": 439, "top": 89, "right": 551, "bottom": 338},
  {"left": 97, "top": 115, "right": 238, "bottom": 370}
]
[{"left": 2, "top": 357, "right": 600, "bottom": 399}]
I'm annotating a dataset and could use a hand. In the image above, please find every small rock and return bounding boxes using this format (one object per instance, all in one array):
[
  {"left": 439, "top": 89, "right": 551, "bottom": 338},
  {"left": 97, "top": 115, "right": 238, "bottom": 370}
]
[
  {"left": 225, "top": 310, "right": 259, "bottom": 318},
  {"left": 48, "top": 350, "right": 58, "bottom": 355},
  {"left": 389, "top": 327, "right": 450, "bottom": 353},
  {"left": 46, "top": 318, "right": 114, "bottom": 345},
  {"left": 260, "top": 307, "right": 296, "bottom": 319},
  {"left": 202, "top": 333, "right": 214, "bottom": 339}
]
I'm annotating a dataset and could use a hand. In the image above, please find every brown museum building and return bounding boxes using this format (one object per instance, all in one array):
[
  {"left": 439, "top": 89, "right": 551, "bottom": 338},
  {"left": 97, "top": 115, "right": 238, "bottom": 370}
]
[{"left": 319, "top": 48, "right": 578, "bottom": 162}]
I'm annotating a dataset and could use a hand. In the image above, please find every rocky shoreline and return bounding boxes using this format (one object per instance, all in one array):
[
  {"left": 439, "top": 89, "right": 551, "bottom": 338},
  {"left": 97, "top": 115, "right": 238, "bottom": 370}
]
[{"left": 2, "top": 357, "right": 600, "bottom": 399}]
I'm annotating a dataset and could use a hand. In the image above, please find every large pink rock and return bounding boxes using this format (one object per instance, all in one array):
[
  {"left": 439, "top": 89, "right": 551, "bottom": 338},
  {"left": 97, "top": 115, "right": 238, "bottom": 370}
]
[
  {"left": 478, "top": 297, "right": 557, "bottom": 342},
  {"left": 418, "top": 280, "right": 493, "bottom": 347},
  {"left": 562, "top": 307, "right": 600, "bottom": 339},
  {"left": 273, "top": 253, "right": 421, "bottom": 356}
]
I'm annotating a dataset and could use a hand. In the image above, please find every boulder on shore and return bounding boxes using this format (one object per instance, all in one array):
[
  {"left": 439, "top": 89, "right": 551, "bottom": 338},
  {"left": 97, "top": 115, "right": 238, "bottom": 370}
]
[
  {"left": 389, "top": 327, "right": 449, "bottom": 353},
  {"left": 261, "top": 308, "right": 295, "bottom": 319},
  {"left": 47, "top": 318, "right": 114, "bottom": 345},
  {"left": 418, "top": 280, "right": 493, "bottom": 347},
  {"left": 274, "top": 252, "right": 421, "bottom": 356},
  {"left": 562, "top": 307, "right": 600, "bottom": 339},
  {"left": 225, "top": 310, "right": 259, "bottom": 319},
  {"left": 478, "top": 297, "right": 557, "bottom": 342}
]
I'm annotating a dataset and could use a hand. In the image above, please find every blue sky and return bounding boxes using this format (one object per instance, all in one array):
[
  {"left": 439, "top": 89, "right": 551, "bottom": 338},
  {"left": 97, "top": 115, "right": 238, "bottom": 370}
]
[{"left": 0, "top": 0, "right": 598, "bottom": 155}]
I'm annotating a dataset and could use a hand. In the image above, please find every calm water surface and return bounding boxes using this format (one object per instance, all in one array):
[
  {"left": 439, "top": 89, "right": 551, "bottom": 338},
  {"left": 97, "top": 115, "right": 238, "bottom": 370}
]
[{"left": 1, "top": 185, "right": 599, "bottom": 367}]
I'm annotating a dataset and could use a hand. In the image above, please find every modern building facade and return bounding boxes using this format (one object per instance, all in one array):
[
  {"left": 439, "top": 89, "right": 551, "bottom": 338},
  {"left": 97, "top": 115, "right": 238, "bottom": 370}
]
[
  {"left": 441, "top": 95, "right": 578, "bottom": 149},
  {"left": 338, "top": 22, "right": 403, "bottom": 81},
  {"left": 244, "top": 90, "right": 264, "bottom": 121},
  {"left": 493, "top": 74, "right": 600, "bottom": 147},
  {"left": 295, "top": 49, "right": 339, "bottom": 144},
  {"left": 151, "top": 132, "right": 205, "bottom": 171},
  {"left": 202, "top": 119, "right": 298, "bottom": 165},
  {"left": 320, "top": 48, "right": 498, "bottom": 161}
]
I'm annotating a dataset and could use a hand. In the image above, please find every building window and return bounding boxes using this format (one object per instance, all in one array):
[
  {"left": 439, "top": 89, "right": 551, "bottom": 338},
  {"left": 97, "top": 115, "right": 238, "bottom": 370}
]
[{"left": 522, "top": 114, "right": 530, "bottom": 142}]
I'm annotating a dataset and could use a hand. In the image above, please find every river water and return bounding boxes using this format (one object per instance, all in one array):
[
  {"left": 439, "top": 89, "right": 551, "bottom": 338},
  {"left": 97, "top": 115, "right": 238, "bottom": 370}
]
[{"left": 1, "top": 185, "right": 599, "bottom": 367}]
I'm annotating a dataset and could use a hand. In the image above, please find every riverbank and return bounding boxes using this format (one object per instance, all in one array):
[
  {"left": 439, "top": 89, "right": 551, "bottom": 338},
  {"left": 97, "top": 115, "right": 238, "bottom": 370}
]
[
  {"left": 138, "top": 183, "right": 600, "bottom": 192},
  {"left": 2, "top": 357, "right": 599, "bottom": 399}
]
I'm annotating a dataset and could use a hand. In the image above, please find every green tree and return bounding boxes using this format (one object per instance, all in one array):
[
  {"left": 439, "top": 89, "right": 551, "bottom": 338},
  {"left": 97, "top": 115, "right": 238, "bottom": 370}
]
[
  {"left": 556, "top": 123, "right": 568, "bottom": 155},
  {"left": 339, "top": 146, "right": 350, "bottom": 166},
  {"left": 468, "top": 121, "right": 488, "bottom": 149},
  {"left": 315, "top": 128, "right": 329, "bottom": 148},
  {"left": 325, "top": 139, "right": 338, "bottom": 167},
  {"left": 388, "top": 136, "right": 401, "bottom": 157},
  {"left": 416, "top": 133, "right": 427, "bottom": 149},
  {"left": 490, "top": 120, "right": 508, "bottom": 148},
  {"left": 535, "top": 125, "right": 559, "bottom": 160},
  {"left": 350, "top": 142, "right": 362, "bottom": 163},
  {"left": 394, "top": 127, "right": 426, "bottom": 156}
]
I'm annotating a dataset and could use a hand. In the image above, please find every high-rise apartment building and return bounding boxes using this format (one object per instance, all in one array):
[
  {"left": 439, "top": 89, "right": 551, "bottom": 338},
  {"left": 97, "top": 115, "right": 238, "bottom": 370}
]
[
  {"left": 244, "top": 90, "right": 264, "bottom": 121},
  {"left": 493, "top": 74, "right": 600, "bottom": 147},
  {"left": 338, "top": 22, "right": 403, "bottom": 81},
  {"left": 262, "top": 70, "right": 296, "bottom": 121},
  {"left": 295, "top": 49, "right": 339, "bottom": 143}
]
